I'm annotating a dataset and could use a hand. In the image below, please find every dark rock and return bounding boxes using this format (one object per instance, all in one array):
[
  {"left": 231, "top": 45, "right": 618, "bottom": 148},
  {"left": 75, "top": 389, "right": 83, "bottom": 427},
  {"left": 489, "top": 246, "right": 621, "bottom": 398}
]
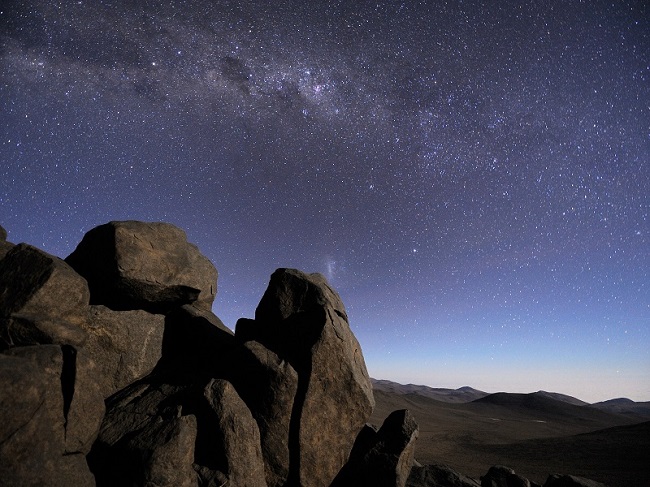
[
  {"left": 543, "top": 474, "right": 608, "bottom": 487},
  {"left": 159, "top": 303, "right": 235, "bottom": 380},
  {"left": 0, "top": 345, "right": 65, "bottom": 484},
  {"left": 481, "top": 465, "right": 532, "bottom": 487},
  {"left": 202, "top": 378, "right": 268, "bottom": 486},
  {"left": 407, "top": 463, "right": 481, "bottom": 487},
  {"left": 66, "top": 220, "right": 217, "bottom": 313},
  {"left": 91, "top": 387, "right": 199, "bottom": 487},
  {"left": 134, "top": 414, "right": 199, "bottom": 487},
  {"left": 90, "top": 377, "right": 267, "bottom": 487},
  {"left": 230, "top": 337, "right": 299, "bottom": 486},
  {"left": 88, "top": 380, "right": 199, "bottom": 485},
  {"left": 331, "top": 423, "right": 379, "bottom": 486},
  {"left": 63, "top": 346, "right": 107, "bottom": 454},
  {"left": 86, "top": 304, "right": 165, "bottom": 398},
  {"left": 0, "top": 243, "right": 90, "bottom": 349},
  {"left": 333, "top": 409, "right": 419, "bottom": 487},
  {"left": 0, "top": 241, "right": 13, "bottom": 260},
  {"left": 235, "top": 268, "right": 375, "bottom": 487},
  {"left": 0, "top": 224, "right": 6, "bottom": 241},
  {"left": 0, "top": 345, "right": 102, "bottom": 486}
]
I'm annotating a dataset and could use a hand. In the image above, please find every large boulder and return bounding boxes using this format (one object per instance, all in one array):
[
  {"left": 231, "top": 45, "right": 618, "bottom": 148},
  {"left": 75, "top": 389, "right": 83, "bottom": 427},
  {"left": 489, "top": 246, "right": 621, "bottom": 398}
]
[
  {"left": 201, "top": 379, "right": 268, "bottom": 487},
  {"left": 89, "top": 380, "right": 200, "bottom": 487},
  {"left": 407, "top": 464, "right": 481, "bottom": 487},
  {"left": 66, "top": 221, "right": 217, "bottom": 313},
  {"left": 89, "top": 377, "right": 267, "bottom": 487},
  {"left": 85, "top": 305, "right": 166, "bottom": 398},
  {"left": 88, "top": 381, "right": 202, "bottom": 485},
  {"left": 129, "top": 414, "right": 199, "bottom": 487},
  {"left": 0, "top": 345, "right": 103, "bottom": 486},
  {"left": 0, "top": 244, "right": 90, "bottom": 349},
  {"left": 235, "top": 268, "right": 375, "bottom": 487},
  {"left": 230, "top": 337, "right": 299, "bottom": 487},
  {"left": 334, "top": 409, "right": 419, "bottom": 487}
]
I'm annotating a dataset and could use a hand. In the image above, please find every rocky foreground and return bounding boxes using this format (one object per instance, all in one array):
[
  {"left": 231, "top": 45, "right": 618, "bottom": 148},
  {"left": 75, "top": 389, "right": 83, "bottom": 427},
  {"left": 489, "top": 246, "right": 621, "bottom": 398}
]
[{"left": 0, "top": 221, "right": 608, "bottom": 486}]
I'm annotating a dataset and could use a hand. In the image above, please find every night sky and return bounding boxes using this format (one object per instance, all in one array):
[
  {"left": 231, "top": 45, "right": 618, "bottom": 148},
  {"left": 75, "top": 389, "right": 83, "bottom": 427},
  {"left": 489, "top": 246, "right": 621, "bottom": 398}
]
[{"left": 1, "top": 1, "right": 648, "bottom": 402}]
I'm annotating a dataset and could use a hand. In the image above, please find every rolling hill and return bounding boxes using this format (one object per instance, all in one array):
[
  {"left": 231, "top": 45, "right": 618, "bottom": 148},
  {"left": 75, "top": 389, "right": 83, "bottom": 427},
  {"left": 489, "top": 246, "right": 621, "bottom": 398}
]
[{"left": 371, "top": 380, "right": 650, "bottom": 487}]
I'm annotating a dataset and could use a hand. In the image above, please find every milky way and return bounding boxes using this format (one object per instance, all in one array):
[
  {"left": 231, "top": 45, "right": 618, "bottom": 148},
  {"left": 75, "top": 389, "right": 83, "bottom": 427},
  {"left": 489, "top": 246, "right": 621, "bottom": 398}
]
[{"left": 1, "top": 1, "right": 648, "bottom": 401}]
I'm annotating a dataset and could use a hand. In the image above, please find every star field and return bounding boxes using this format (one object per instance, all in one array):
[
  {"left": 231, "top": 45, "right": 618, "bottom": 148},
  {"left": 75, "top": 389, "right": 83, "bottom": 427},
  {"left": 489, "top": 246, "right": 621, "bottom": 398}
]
[{"left": 1, "top": 0, "right": 648, "bottom": 402}]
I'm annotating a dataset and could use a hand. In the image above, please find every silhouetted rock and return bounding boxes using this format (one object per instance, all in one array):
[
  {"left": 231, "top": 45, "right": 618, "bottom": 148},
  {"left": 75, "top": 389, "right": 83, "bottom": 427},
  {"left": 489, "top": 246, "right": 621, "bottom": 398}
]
[
  {"left": 407, "top": 463, "right": 481, "bottom": 487},
  {"left": 0, "top": 224, "right": 6, "bottom": 241},
  {"left": 236, "top": 268, "right": 375, "bottom": 487},
  {"left": 334, "top": 409, "right": 419, "bottom": 487},
  {"left": 66, "top": 221, "right": 217, "bottom": 313},
  {"left": 86, "top": 305, "right": 165, "bottom": 398},
  {"left": 0, "top": 244, "right": 90, "bottom": 349},
  {"left": 0, "top": 345, "right": 103, "bottom": 486},
  {"left": 481, "top": 465, "right": 532, "bottom": 487},
  {"left": 543, "top": 474, "right": 608, "bottom": 487}
]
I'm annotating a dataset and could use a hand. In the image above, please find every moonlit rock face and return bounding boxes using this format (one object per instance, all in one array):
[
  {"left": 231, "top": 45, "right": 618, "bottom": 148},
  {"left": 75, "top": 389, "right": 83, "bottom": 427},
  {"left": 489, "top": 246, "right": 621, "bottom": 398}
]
[
  {"left": 237, "top": 268, "right": 375, "bottom": 487},
  {"left": 0, "top": 244, "right": 90, "bottom": 349},
  {"left": 66, "top": 221, "right": 217, "bottom": 313},
  {"left": 84, "top": 305, "right": 166, "bottom": 399}
]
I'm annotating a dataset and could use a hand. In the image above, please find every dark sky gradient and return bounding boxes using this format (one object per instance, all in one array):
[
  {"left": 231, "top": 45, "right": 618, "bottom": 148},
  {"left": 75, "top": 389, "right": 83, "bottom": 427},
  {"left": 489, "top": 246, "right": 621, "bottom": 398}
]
[{"left": 1, "top": 1, "right": 648, "bottom": 402}]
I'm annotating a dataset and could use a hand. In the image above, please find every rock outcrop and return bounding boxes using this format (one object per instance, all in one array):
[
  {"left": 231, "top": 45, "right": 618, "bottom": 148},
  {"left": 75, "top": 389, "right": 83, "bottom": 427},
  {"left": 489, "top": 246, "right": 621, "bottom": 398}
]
[
  {"left": 229, "top": 339, "right": 299, "bottom": 486},
  {"left": 0, "top": 220, "right": 616, "bottom": 487},
  {"left": 85, "top": 305, "right": 165, "bottom": 399},
  {"left": 333, "top": 409, "right": 419, "bottom": 487},
  {"left": 236, "top": 268, "right": 376, "bottom": 487},
  {"left": 65, "top": 221, "right": 217, "bottom": 312},
  {"left": 0, "top": 345, "right": 104, "bottom": 486},
  {"left": 0, "top": 244, "right": 90, "bottom": 349},
  {"left": 88, "top": 377, "right": 268, "bottom": 487}
]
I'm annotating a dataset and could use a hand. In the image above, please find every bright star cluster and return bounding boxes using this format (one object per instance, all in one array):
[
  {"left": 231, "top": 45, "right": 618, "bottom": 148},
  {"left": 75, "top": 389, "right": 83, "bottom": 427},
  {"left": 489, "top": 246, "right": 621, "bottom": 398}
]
[{"left": 1, "top": 1, "right": 648, "bottom": 402}]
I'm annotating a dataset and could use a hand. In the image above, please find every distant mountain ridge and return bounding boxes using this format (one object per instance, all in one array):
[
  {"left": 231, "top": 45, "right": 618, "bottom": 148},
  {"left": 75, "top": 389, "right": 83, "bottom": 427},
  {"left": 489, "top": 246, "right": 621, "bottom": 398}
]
[
  {"left": 372, "top": 378, "right": 649, "bottom": 410},
  {"left": 371, "top": 378, "right": 489, "bottom": 403},
  {"left": 591, "top": 398, "right": 650, "bottom": 418},
  {"left": 534, "top": 390, "right": 589, "bottom": 406},
  {"left": 470, "top": 391, "right": 638, "bottom": 427}
]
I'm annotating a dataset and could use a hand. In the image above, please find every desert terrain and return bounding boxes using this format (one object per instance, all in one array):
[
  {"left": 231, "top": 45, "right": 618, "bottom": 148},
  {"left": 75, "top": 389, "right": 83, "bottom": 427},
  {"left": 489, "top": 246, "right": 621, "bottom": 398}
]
[{"left": 371, "top": 380, "right": 650, "bottom": 487}]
